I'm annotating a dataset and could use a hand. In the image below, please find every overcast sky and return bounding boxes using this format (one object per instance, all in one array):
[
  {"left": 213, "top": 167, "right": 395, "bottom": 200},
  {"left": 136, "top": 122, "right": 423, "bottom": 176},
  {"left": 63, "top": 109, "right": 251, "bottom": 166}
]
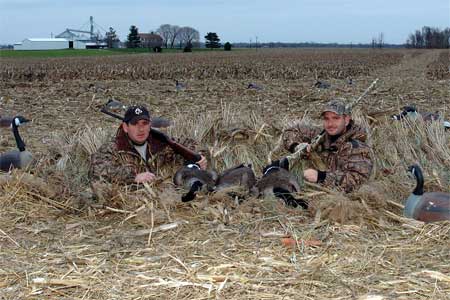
[{"left": 0, "top": 0, "right": 449, "bottom": 44}]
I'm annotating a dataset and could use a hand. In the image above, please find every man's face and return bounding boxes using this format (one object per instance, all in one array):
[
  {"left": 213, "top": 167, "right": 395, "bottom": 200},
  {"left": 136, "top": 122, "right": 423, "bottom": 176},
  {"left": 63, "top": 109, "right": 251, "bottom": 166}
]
[
  {"left": 322, "top": 111, "right": 350, "bottom": 136},
  {"left": 123, "top": 119, "right": 151, "bottom": 144}
]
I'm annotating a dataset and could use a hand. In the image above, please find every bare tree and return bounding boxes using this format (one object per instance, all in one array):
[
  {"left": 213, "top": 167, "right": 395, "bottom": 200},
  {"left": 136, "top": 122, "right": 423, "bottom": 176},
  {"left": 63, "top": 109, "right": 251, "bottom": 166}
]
[
  {"left": 156, "top": 24, "right": 172, "bottom": 48},
  {"left": 177, "top": 26, "right": 200, "bottom": 48},
  {"left": 377, "top": 32, "right": 384, "bottom": 48},
  {"left": 168, "top": 25, "right": 181, "bottom": 48},
  {"left": 405, "top": 26, "right": 450, "bottom": 49}
]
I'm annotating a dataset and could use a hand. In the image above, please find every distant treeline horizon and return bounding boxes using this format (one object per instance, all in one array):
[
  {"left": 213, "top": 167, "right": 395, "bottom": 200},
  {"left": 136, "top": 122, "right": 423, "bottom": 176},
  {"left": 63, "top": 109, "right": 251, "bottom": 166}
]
[
  {"left": 1, "top": 41, "right": 406, "bottom": 50},
  {"left": 230, "top": 42, "right": 405, "bottom": 48}
]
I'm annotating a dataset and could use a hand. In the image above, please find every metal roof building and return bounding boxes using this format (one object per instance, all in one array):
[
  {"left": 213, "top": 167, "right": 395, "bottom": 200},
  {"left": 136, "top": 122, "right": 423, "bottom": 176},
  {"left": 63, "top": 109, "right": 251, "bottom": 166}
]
[{"left": 13, "top": 38, "right": 86, "bottom": 50}]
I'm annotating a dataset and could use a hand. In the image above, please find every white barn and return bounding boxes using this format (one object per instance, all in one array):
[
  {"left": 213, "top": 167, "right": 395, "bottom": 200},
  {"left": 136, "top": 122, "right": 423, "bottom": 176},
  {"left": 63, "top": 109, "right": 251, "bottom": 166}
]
[{"left": 13, "top": 38, "right": 86, "bottom": 50}]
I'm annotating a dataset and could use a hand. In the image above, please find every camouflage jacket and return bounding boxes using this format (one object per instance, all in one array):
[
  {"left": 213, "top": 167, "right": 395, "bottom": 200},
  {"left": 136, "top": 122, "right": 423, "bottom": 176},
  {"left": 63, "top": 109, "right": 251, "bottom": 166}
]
[
  {"left": 282, "top": 121, "right": 373, "bottom": 193},
  {"left": 89, "top": 126, "right": 197, "bottom": 186}
]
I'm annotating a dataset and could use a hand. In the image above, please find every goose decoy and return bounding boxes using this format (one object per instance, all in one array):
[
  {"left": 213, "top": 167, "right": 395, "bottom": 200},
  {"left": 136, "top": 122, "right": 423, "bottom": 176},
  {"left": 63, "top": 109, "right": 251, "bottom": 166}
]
[
  {"left": 0, "top": 116, "right": 32, "bottom": 172},
  {"left": 175, "top": 80, "right": 186, "bottom": 91},
  {"left": 173, "top": 163, "right": 217, "bottom": 202},
  {"left": 104, "top": 99, "right": 127, "bottom": 112},
  {"left": 215, "top": 164, "right": 256, "bottom": 192},
  {"left": 392, "top": 105, "right": 450, "bottom": 130},
  {"left": 255, "top": 165, "right": 308, "bottom": 209},
  {"left": 404, "top": 164, "right": 450, "bottom": 222},
  {"left": 392, "top": 105, "right": 440, "bottom": 122},
  {"left": 151, "top": 117, "right": 172, "bottom": 129},
  {"left": 314, "top": 80, "right": 330, "bottom": 89},
  {"left": 247, "top": 83, "right": 263, "bottom": 90}
]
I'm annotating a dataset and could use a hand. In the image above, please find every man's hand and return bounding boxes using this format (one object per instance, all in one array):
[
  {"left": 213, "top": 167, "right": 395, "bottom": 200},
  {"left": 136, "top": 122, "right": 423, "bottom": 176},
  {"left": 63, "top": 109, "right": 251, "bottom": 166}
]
[
  {"left": 303, "top": 168, "right": 318, "bottom": 183},
  {"left": 294, "top": 143, "right": 311, "bottom": 153},
  {"left": 196, "top": 155, "right": 207, "bottom": 170},
  {"left": 135, "top": 172, "right": 157, "bottom": 183}
]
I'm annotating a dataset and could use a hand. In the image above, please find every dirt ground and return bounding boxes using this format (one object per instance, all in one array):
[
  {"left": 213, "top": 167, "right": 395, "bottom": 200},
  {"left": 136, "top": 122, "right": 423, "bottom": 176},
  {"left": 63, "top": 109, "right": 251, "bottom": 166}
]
[{"left": 0, "top": 49, "right": 449, "bottom": 299}]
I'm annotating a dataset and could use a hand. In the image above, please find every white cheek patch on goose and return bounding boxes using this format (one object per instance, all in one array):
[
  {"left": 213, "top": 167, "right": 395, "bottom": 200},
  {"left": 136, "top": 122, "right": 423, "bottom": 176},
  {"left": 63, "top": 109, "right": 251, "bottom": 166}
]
[{"left": 187, "top": 164, "right": 200, "bottom": 170}]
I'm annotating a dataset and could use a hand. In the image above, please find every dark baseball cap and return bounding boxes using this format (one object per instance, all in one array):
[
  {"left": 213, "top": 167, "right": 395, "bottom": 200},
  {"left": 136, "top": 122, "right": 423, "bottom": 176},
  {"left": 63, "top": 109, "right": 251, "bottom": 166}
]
[
  {"left": 321, "top": 99, "right": 350, "bottom": 116},
  {"left": 123, "top": 105, "right": 151, "bottom": 123}
]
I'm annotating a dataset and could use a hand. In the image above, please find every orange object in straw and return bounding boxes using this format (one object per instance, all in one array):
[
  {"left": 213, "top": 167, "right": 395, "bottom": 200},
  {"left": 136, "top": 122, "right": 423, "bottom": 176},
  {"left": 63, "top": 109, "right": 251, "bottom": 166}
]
[{"left": 281, "top": 237, "right": 322, "bottom": 248}]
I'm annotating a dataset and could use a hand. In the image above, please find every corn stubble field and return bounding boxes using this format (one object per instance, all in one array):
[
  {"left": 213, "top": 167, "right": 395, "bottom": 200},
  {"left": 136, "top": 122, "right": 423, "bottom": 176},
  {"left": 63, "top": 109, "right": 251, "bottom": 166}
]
[{"left": 0, "top": 48, "right": 449, "bottom": 299}]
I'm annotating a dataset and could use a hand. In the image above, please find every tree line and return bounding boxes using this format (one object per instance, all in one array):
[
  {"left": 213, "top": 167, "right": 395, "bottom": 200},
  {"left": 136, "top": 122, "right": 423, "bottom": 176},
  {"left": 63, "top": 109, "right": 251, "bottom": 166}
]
[
  {"left": 406, "top": 26, "right": 450, "bottom": 49},
  {"left": 124, "top": 24, "right": 229, "bottom": 51}
]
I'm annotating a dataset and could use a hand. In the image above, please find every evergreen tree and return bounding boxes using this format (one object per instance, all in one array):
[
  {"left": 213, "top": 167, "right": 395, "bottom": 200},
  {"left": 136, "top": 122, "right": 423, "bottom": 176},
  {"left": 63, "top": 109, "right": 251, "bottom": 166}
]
[
  {"left": 224, "top": 42, "right": 232, "bottom": 51},
  {"left": 205, "top": 32, "right": 221, "bottom": 49},
  {"left": 127, "top": 25, "right": 141, "bottom": 48},
  {"left": 105, "top": 27, "right": 119, "bottom": 48}
]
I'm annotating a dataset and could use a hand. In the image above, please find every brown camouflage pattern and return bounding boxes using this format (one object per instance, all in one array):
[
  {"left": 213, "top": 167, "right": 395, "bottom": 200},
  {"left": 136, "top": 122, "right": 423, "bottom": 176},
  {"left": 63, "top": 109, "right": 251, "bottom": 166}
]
[
  {"left": 282, "top": 120, "right": 373, "bottom": 193},
  {"left": 88, "top": 126, "right": 197, "bottom": 200}
]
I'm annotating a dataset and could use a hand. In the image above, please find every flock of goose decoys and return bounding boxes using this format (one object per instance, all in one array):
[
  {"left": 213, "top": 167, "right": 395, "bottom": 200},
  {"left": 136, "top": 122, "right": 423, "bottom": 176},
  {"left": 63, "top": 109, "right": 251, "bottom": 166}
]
[
  {"left": 0, "top": 98, "right": 448, "bottom": 223},
  {"left": 173, "top": 162, "right": 309, "bottom": 208}
]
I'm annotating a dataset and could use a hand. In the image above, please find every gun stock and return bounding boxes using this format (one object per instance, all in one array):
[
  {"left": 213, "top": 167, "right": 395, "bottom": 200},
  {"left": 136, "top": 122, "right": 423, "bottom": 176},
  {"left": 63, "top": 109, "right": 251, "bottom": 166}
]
[{"left": 150, "top": 129, "right": 201, "bottom": 162}]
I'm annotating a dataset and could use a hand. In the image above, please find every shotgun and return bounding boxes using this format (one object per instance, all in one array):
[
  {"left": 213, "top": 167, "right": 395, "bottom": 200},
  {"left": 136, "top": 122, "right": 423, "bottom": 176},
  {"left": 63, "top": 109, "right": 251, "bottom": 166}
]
[{"left": 100, "top": 100, "right": 201, "bottom": 162}]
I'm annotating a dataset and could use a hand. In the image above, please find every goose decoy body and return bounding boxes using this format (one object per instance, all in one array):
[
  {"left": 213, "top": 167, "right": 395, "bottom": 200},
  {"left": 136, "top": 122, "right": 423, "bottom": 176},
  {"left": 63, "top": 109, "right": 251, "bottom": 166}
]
[
  {"left": 173, "top": 163, "right": 217, "bottom": 202},
  {"left": 255, "top": 165, "right": 308, "bottom": 209},
  {"left": 247, "top": 83, "right": 263, "bottom": 90},
  {"left": 104, "top": 99, "right": 127, "bottom": 112},
  {"left": 392, "top": 105, "right": 449, "bottom": 130},
  {"left": 392, "top": 105, "right": 440, "bottom": 122},
  {"left": 0, "top": 116, "right": 15, "bottom": 128},
  {"left": 215, "top": 164, "right": 256, "bottom": 191},
  {"left": 175, "top": 80, "right": 186, "bottom": 91},
  {"left": 404, "top": 164, "right": 450, "bottom": 222},
  {"left": 314, "top": 80, "right": 330, "bottom": 89},
  {"left": 151, "top": 117, "right": 172, "bottom": 129},
  {"left": 0, "top": 116, "right": 32, "bottom": 172}
]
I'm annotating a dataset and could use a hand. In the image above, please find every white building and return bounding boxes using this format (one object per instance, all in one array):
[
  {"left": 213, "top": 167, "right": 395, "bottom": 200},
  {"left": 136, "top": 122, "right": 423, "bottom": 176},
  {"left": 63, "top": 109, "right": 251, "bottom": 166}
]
[{"left": 13, "top": 38, "right": 86, "bottom": 50}]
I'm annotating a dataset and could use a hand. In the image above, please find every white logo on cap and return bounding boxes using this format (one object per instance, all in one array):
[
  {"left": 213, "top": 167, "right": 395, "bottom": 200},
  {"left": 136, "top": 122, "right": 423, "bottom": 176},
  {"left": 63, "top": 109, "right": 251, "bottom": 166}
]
[{"left": 135, "top": 108, "right": 143, "bottom": 115}]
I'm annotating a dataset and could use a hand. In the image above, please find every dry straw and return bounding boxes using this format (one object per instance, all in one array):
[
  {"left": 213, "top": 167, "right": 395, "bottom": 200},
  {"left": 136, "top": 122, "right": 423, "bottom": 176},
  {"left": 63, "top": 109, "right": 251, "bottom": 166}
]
[{"left": 1, "top": 49, "right": 449, "bottom": 299}]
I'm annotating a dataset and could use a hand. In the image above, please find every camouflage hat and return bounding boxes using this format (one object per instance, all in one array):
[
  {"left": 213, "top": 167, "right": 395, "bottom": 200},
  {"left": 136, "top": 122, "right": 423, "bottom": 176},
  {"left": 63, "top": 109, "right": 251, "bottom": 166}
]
[{"left": 321, "top": 99, "right": 350, "bottom": 116}]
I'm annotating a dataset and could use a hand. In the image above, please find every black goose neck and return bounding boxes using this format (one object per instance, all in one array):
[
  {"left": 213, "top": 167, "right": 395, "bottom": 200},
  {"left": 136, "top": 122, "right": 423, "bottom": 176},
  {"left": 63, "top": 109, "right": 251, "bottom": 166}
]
[
  {"left": 12, "top": 121, "right": 26, "bottom": 152},
  {"left": 412, "top": 166, "right": 424, "bottom": 196}
]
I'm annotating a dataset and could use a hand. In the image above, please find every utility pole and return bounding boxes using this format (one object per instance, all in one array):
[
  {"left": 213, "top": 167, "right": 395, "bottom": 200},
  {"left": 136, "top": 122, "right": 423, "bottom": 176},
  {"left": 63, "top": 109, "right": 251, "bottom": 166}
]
[
  {"left": 255, "top": 36, "right": 258, "bottom": 51},
  {"left": 249, "top": 38, "right": 252, "bottom": 48},
  {"left": 90, "top": 16, "right": 94, "bottom": 41}
]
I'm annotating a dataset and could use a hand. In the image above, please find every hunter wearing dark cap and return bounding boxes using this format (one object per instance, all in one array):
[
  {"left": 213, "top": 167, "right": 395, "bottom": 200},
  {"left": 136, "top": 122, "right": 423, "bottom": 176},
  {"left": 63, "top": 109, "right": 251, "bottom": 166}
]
[
  {"left": 89, "top": 104, "right": 207, "bottom": 200},
  {"left": 281, "top": 99, "right": 373, "bottom": 193}
]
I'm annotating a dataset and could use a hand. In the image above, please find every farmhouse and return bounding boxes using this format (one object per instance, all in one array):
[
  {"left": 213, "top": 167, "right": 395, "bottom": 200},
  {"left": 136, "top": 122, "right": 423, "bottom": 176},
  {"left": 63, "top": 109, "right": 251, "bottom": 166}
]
[
  {"left": 138, "top": 33, "right": 163, "bottom": 48},
  {"left": 13, "top": 38, "right": 87, "bottom": 50}
]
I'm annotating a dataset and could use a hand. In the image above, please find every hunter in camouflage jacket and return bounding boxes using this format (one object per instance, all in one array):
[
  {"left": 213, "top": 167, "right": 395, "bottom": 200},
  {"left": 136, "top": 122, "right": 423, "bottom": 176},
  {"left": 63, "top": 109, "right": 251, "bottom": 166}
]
[
  {"left": 282, "top": 120, "right": 373, "bottom": 193},
  {"left": 89, "top": 126, "right": 197, "bottom": 199}
]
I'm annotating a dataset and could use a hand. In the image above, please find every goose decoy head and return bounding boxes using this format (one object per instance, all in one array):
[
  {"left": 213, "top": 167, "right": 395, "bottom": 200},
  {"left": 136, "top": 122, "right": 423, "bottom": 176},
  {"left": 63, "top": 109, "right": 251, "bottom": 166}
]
[
  {"left": 443, "top": 121, "right": 450, "bottom": 130},
  {"left": 13, "top": 116, "right": 30, "bottom": 127},
  {"left": 174, "top": 163, "right": 217, "bottom": 202}
]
